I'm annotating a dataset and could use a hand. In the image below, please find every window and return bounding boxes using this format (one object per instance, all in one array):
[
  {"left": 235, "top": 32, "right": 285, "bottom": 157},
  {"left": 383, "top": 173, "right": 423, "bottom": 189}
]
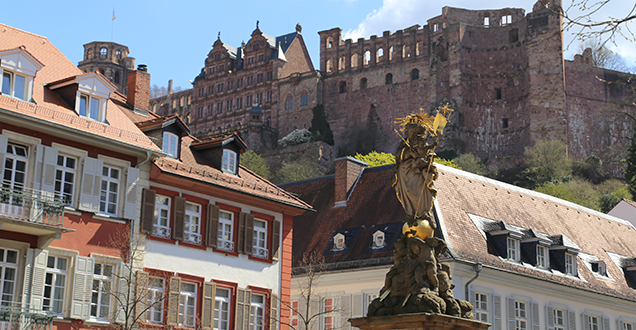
[
  {"left": 591, "top": 261, "right": 606, "bottom": 276},
  {"left": 218, "top": 210, "right": 234, "bottom": 252},
  {"left": 285, "top": 95, "right": 293, "bottom": 110},
  {"left": 502, "top": 118, "right": 509, "bottom": 129},
  {"left": 250, "top": 293, "right": 266, "bottom": 330},
  {"left": 385, "top": 73, "right": 393, "bottom": 85},
  {"left": 154, "top": 195, "right": 171, "bottom": 238},
  {"left": 267, "top": 71, "right": 273, "bottom": 81},
  {"left": 300, "top": 91, "right": 308, "bottom": 106},
  {"left": 502, "top": 14, "right": 512, "bottom": 26},
  {"left": 339, "top": 81, "right": 347, "bottom": 93},
  {"left": 537, "top": 245, "right": 547, "bottom": 268},
  {"left": 0, "top": 249, "right": 19, "bottom": 305},
  {"left": 364, "top": 51, "right": 371, "bottom": 65},
  {"left": 322, "top": 298, "right": 334, "bottom": 330},
  {"left": 184, "top": 202, "right": 202, "bottom": 245},
  {"left": 433, "top": 23, "right": 439, "bottom": 32},
  {"left": 91, "top": 263, "right": 113, "bottom": 319},
  {"left": 113, "top": 71, "right": 120, "bottom": 84},
  {"left": 588, "top": 316, "right": 599, "bottom": 330},
  {"left": 246, "top": 95, "right": 253, "bottom": 107},
  {"left": 218, "top": 83, "right": 224, "bottom": 93},
  {"left": 44, "top": 256, "right": 68, "bottom": 315},
  {"left": 179, "top": 282, "right": 197, "bottom": 328},
  {"left": 100, "top": 48, "right": 107, "bottom": 58},
  {"left": 79, "top": 94, "right": 103, "bottom": 121},
  {"left": 228, "top": 81, "right": 234, "bottom": 90},
  {"left": 54, "top": 155, "right": 76, "bottom": 204},
  {"left": 257, "top": 74, "right": 263, "bottom": 83},
  {"left": 332, "top": 233, "right": 346, "bottom": 251},
  {"left": 247, "top": 76, "right": 253, "bottom": 85},
  {"left": 218, "top": 103, "right": 223, "bottom": 113},
  {"left": 553, "top": 308, "right": 565, "bottom": 330},
  {"left": 257, "top": 93, "right": 263, "bottom": 105},
  {"left": 507, "top": 237, "right": 519, "bottom": 261},
  {"left": 474, "top": 292, "right": 488, "bottom": 322},
  {"left": 100, "top": 165, "right": 120, "bottom": 216},
  {"left": 163, "top": 132, "right": 179, "bottom": 157},
  {"left": 624, "top": 322, "right": 634, "bottom": 330},
  {"left": 484, "top": 15, "right": 490, "bottom": 27},
  {"left": 208, "top": 105, "right": 213, "bottom": 116},
  {"left": 495, "top": 88, "right": 502, "bottom": 100},
  {"left": 248, "top": 57, "right": 254, "bottom": 65},
  {"left": 565, "top": 253, "right": 576, "bottom": 275},
  {"left": 208, "top": 86, "right": 213, "bottom": 95},
  {"left": 372, "top": 230, "right": 385, "bottom": 249},
  {"left": 253, "top": 219, "right": 268, "bottom": 258},
  {"left": 3, "top": 143, "right": 28, "bottom": 212},
  {"left": 266, "top": 91, "right": 272, "bottom": 103},
  {"left": 147, "top": 277, "right": 165, "bottom": 324},
  {"left": 199, "top": 88, "right": 204, "bottom": 97},
  {"left": 360, "top": 78, "right": 367, "bottom": 90},
  {"left": 214, "top": 287, "right": 231, "bottom": 330},
  {"left": 222, "top": 150, "right": 237, "bottom": 174},
  {"left": 515, "top": 300, "right": 527, "bottom": 330},
  {"left": 411, "top": 69, "right": 419, "bottom": 81},
  {"left": 2, "top": 71, "right": 26, "bottom": 100},
  {"left": 227, "top": 100, "right": 233, "bottom": 112},
  {"left": 238, "top": 79, "right": 243, "bottom": 88},
  {"left": 237, "top": 98, "right": 243, "bottom": 109}
]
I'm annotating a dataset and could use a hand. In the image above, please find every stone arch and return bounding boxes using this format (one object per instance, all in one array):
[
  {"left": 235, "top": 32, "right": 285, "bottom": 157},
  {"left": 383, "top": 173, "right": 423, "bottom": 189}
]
[
  {"left": 327, "top": 37, "right": 334, "bottom": 49},
  {"left": 389, "top": 46, "right": 394, "bottom": 60},
  {"left": 376, "top": 48, "right": 384, "bottom": 62},
  {"left": 385, "top": 73, "right": 393, "bottom": 85},
  {"left": 360, "top": 77, "right": 367, "bottom": 90},
  {"left": 411, "top": 68, "right": 419, "bottom": 81},
  {"left": 86, "top": 48, "right": 93, "bottom": 59},
  {"left": 338, "top": 56, "right": 346, "bottom": 70},
  {"left": 351, "top": 54, "right": 358, "bottom": 68},
  {"left": 100, "top": 47, "right": 107, "bottom": 58},
  {"left": 364, "top": 50, "right": 371, "bottom": 65},
  {"left": 326, "top": 59, "right": 333, "bottom": 73}
]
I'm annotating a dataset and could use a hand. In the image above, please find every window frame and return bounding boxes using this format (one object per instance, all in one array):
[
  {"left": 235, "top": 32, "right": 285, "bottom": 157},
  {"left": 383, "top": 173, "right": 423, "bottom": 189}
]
[
  {"left": 162, "top": 132, "right": 179, "bottom": 158},
  {"left": 99, "top": 164, "right": 121, "bottom": 216},
  {"left": 179, "top": 281, "right": 198, "bottom": 328},
  {"left": 1, "top": 70, "right": 27, "bottom": 100},
  {"left": 565, "top": 253, "right": 577, "bottom": 276},
  {"left": 507, "top": 237, "right": 519, "bottom": 262},
  {"left": 250, "top": 293, "right": 266, "bottom": 330},
  {"left": 43, "top": 255, "right": 69, "bottom": 316},
  {"left": 537, "top": 245, "right": 548, "bottom": 268},
  {"left": 217, "top": 210, "right": 235, "bottom": 252},
  {"left": 183, "top": 202, "right": 202, "bottom": 245},
  {"left": 252, "top": 219, "right": 268, "bottom": 259},
  {"left": 222, "top": 149, "right": 238, "bottom": 175},
  {"left": 474, "top": 292, "right": 489, "bottom": 323},
  {"left": 78, "top": 93, "right": 105, "bottom": 122},
  {"left": 90, "top": 262, "right": 114, "bottom": 321},
  {"left": 214, "top": 286, "right": 232, "bottom": 330},
  {"left": 154, "top": 194, "right": 172, "bottom": 239},
  {"left": 514, "top": 300, "right": 528, "bottom": 330},
  {"left": 147, "top": 276, "right": 165, "bottom": 325},
  {"left": 285, "top": 95, "right": 293, "bottom": 110},
  {"left": 553, "top": 308, "right": 566, "bottom": 330}
]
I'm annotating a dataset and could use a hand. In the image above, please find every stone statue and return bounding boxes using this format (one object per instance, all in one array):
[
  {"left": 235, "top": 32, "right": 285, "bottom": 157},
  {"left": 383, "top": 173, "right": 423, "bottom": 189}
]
[{"left": 367, "top": 105, "right": 474, "bottom": 320}]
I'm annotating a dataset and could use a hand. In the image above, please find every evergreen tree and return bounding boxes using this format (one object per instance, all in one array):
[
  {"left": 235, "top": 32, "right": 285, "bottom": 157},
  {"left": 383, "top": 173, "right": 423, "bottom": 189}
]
[{"left": 309, "top": 104, "right": 334, "bottom": 145}]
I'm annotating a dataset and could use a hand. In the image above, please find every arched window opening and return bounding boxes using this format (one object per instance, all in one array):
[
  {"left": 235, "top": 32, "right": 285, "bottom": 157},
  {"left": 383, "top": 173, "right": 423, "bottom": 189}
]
[
  {"left": 113, "top": 71, "right": 120, "bottom": 84},
  {"left": 339, "top": 81, "right": 347, "bottom": 94},
  {"left": 285, "top": 95, "right": 294, "bottom": 110},
  {"left": 411, "top": 69, "right": 419, "bottom": 81},
  {"left": 376, "top": 48, "right": 384, "bottom": 62},
  {"left": 351, "top": 54, "right": 358, "bottom": 68},
  {"left": 116, "top": 50, "right": 122, "bottom": 59},
  {"left": 389, "top": 46, "right": 394, "bottom": 60},
  {"left": 385, "top": 73, "right": 393, "bottom": 85},
  {"left": 416, "top": 43, "right": 420, "bottom": 56},
  {"left": 360, "top": 78, "right": 367, "bottom": 90},
  {"left": 100, "top": 47, "right": 107, "bottom": 58},
  {"left": 300, "top": 91, "right": 309, "bottom": 106},
  {"left": 338, "top": 56, "right": 346, "bottom": 70},
  {"left": 86, "top": 49, "right": 93, "bottom": 59},
  {"left": 327, "top": 37, "right": 334, "bottom": 49},
  {"left": 501, "top": 10, "right": 512, "bottom": 26},
  {"left": 364, "top": 51, "right": 371, "bottom": 66},
  {"left": 326, "top": 59, "right": 333, "bottom": 73},
  {"left": 484, "top": 13, "right": 491, "bottom": 27}
]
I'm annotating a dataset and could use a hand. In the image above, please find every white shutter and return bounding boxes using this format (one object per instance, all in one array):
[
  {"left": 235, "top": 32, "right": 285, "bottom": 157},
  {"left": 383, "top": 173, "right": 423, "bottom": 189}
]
[
  {"left": 309, "top": 297, "right": 320, "bottom": 330},
  {"left": 507, "top": 298, "right": 516, "bottom": 330},
  {"left": 123, "top": 167, "right": 139, "bottom": 220},
  {"left": 602, "top": 316, "right": 610, "bottom": 330},
  {"left": 298, "top": 296, "right": 308, "bottom": 330},
  {"left": 351, "top": 293, "right": 364, "bottom": 318},
  {"left": 79, "top": 157, "right": 103, "bottom": 212},
  {"left": 34, "top": 144, "right": 45, "bottom": 191},
  {"left": 469, "top": 289, "right": 476, "bottom": 308},
  {"left": 340, "top": 294, "right": 352, "bottom": 330},
  {"left": 41, "top": 146, "right": 58, "bottom": 194},
  {"left": 532, "top": 302, "right": 540, "bottom": 330},
  {"left": 71, "top": 256, "right": 94, "bottom": 320},
  {"left": 493, "top": 294, "right": 502, "bottom": 330},
  {"left": 584, "top": 314, "right": 591, "bottom": 330},
  {"left": 30, "top": 249, "right": 48, "bottom": 311},
  {"left": 569, "top": 310, "right": 577, "bottom": 330},
  {"left": 0, "top": 134, "right": 7, "bottom": 176},
  {"left": 618, "top": 320, "right": 625, "bottom": 330},
  {"left": 547, "top": 306, "right": 555, "bottom": 330},
  {"left": 22, "top": 249, "right": 34, "bottom": 308},
  {"left": 115, "top": 263, "right": 131, "bottom": 324}
]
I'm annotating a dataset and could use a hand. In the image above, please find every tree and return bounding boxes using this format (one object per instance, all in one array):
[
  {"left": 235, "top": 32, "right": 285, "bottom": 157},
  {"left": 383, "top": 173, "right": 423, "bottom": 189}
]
[
  {"left": 274, "top": 160, "right": 323, "bottom": 184},
  {"left": 454, "top": 154, "right": 488, "bottom": 176},
  {"left": 150, "top": 84, "right": 168, "bottom": 99},
  {"left": 523, "top": 139, "right": 572, "bottom": 187},
  {"left": 310, "top": 104, "right": 334, "bottom": 145},
  {"left": 241, "top": 150, "right": 272, "bottom": 180},
  {"left": 557, "top": 0, "right": 636, "bottom": 47},
  {"left": 572, "top": 155, "right": 610, "bottom": 184},
  {"left": 626, "top": 125, "right": 636, "bottom": 198},
  {"left": 576, "top": 38, "right": 630, "bottom": 71},
  {"left": 534, "top": 179, "right": 599, "bottom": 210},
  {"left": 353, "top": 151, "right": 395, "bottom": 167}
]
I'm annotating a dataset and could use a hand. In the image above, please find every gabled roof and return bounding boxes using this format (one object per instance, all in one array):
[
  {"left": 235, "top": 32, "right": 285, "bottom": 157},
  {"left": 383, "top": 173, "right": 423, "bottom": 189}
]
[
  {"left": 190, "top": 131, "right": 247, "bottom": 151},
  {"left": 284, "top": 163, "right": 636, "bottom": 301},
  {"left": 0, "top": 24, "right": 159, "bottom": 152}
]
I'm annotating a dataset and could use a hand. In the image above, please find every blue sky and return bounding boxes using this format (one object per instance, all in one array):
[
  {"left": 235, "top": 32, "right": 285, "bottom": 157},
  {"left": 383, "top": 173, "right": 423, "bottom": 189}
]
[{"left": 3, "top": 0, "right": 634, "bottom": 90}]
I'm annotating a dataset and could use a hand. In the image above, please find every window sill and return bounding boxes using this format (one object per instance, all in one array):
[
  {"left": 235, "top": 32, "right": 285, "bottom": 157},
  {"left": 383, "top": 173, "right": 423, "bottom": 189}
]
[
  {"left": 140, "top": 322, "right": 167, "bottom": 329},
  {"left": 212, "top": 247, "right": 239, "bottom": 257},
  {"left": 178, "top": 241, "right": 208, "bottom": 251},
  {"left": 147, "top": 234, "right": 176, "bottom": 245},
  {"left": 248, "top": 255, "right": 274, "bottom": 264},
  {"left": 92, "top": 213, "right": 127, "bottom": 224}
]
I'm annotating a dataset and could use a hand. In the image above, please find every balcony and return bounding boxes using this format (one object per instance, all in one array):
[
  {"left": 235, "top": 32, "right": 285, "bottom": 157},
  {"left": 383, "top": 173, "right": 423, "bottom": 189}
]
[
  {"left": 0, "top": 186, "right": 73, "bottom": 248},
  {"left": 0, "top": 302, "right": 57, "bottom": 330}
]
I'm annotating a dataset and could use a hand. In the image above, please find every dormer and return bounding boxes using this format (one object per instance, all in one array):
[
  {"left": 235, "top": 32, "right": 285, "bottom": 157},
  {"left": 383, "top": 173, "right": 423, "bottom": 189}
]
[
  {"left": 484, "top": 221, "right": 525, "bottom": 262},
  {"left": 190, "top": 132, "right": 247, "bottom": 176},
  {"left": 579, "top": 253, "right": 611, "bottom": 279},
  {"left": 0, "top": 47, "right": 44, "bottom": 102},
  {"left": 332, "top": 233, "right": 346, "bottom": 251},
  {"left": 324, "top": 227, "right": 363, "bottom": 255},
  {"left": 48, "top": 72, "right": 117, "bottom": 123},
  {"left": 371, "top": 230, "right": 386, "bottom": 249},
  {"left": 548, "top": 234, "right": 581, "bottom": 276},
  {"left": 520, "top": 229, "right": 552, "bottom": 268},
  {"left": 136, "top": 114, "right": 190, "bottom": 159}
]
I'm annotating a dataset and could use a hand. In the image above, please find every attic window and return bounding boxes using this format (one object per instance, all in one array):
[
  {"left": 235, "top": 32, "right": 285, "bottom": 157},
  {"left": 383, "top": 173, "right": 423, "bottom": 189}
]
[
  {"left": 332, "top": 233, "right": 346, "bottom": 251},
  {"left": 2, "top": 71, "right": 26, "bottom": 100},
  {"left": 0, "top": 48, "right": 43, "bottom": 102},
  {"left": 222, "top": 150, "right": 237, "bottom": 174},
  {"left": 507, "top": 237, "right": 519, "bottom": 262},
  {"left": 372, "top": 230, "right": 385, "bottom": 249},
  {"left": 162, "top": 132, "right": 178, "bottom": 157},
  {"left": 565, "top": 253, "right": 577, "bottom": 276},
  {"left": 79, "top": 94, "right": 105, "bottom": 121},
  {"left": 537, "top": 245, "right": 548, "bottom": 268},
  {"left": 591, "top": 261, "right": 606, "bottom": 276}
]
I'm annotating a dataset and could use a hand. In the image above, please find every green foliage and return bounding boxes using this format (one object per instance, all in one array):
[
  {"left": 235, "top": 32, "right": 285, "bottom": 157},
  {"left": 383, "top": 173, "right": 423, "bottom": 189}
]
[
  {"left": 434, "top": 158, "right": 461, "bottom": 169},
  {"left": 240, "top": 150, "right": 272, "bottom": 180},
  {"left": 599, "top": 187, "right": 631, "bottom": 213},
  {"left": 535, "top": 179, "right": 599, "bottom": 210},
  {"left": 572, "top": 155, "right": 610, "bottom": 184},
  {"left": 274, "top": 160, "right": 323, "bottom": 184},
  {"left": 353, "top": 151, "right": 395, "bottom": 168},
  {"left": 454, "top": 154, "right": 488, "bottom": 176},
  {"left": 626, "top": 126, "right": 636, "bottom": 199},
  {"left": 523, "top": 139, "right": 572, "bottom": 187},
  {"left": 310, "top": 104, "right": 334, "bottom": 145}
]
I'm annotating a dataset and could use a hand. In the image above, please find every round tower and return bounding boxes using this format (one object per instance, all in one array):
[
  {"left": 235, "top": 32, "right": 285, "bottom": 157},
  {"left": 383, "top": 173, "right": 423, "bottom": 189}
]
[{"left": 77, "top": 41, "right": 135, "bottom": 94}]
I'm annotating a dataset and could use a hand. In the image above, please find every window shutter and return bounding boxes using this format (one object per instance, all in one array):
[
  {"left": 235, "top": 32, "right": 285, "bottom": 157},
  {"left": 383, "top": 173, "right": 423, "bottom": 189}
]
[
  {"left": 493, "top": 294, "right": 502, "bottom": 330},
  {"left": 298, "top": 297, "right": 308, "bottom": 330},
  {"left": 30, "top": 249, "right": 48, "bottom": 311},
  {"left": 173, "top": 197, "right": 186, "bottom": 240},
  {"left": 235, "top": 288, "right": 251, "bottom": 330},
  {"left": 0, "top": 134, "right": 7, "bottom": 177},
  {"left": 244, "top": 213, "right": 254, "bottom": 255},
  {"left": 352, "top": 293, "right": 363, "bottom": 318},
  {"left": 124, "top": 167, "right": 140, "bottom": 220},
  {"left": 207, "top": 204, "right": 220, "bottom": 248},
  {"left": 201, "top": 282, "right": 216, "bottom": 330},
  {"left": 71, "top": 256, "right": 94, "bottom": 320},
  {"left": 269, "top": 294, "right": 279, "bottom": 330},
  {"left": 237, "top": 212, "right": 246, "bottom": 254},
  {"left": 167, "top": 276, "right": 182, "bottom": 326},
  {"left": 618, "top": 320, "right": 625, "bottom": 330},
  {"left": 547, "top": 306, "right": 555, "bottom": 330},
  {"left": 272, "top": 220, "right": 281, "bottom": 261},
  {"left": 141, "top": 189, "right": 156, "bottom": 233},
  {"left": 41, "top": 146, "right": 58, "bottom": 195},
  {"left": 532, "top": 302, "right": 540, "bottom": 330},
  {"left": 309, "top": 297, "right": 320, "bottom": 329},
  {"left": 602, "top": 316, "right": 610, "bottom": 330},
  {"left": 568, "top": 310, "right": 577, "bottom": 330},
  {"left": 507, "top": 298, "right": 516, "bottom": 330},
  {"left": 34, "top": 145, "right": 45, "bottom": 191},
  {"left": 340, "top": 294, "right": 351, "bottom": 329},
  {"left": 115, "top": 264, "right": 131, "bottom": 324},
  {"left": 79, "top": 157, "right": 103, "bottom": 212},
  {"left": 584, "top": 314, "right": 591, "bottom": 330},
  {"left": 22, "top": 249, "right": 34, "bottom": 309},
  {"left": 469, "top": 289, "right": 476, "bottom": 307},
  {"left": 135, "top": 271, "right": 149, "bottom": 320}
]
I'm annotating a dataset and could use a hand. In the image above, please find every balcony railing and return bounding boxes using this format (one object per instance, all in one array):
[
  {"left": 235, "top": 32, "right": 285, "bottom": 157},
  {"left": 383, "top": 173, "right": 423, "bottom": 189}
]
[
  {"left": 183, "top": 232, "right": 202, "bottom": 245},
  {"left": 0, "top": 185, "right": 67, "bottom": 227},
  {"left": 253, "top": 247, "right": 269, "bottom": 259},
  {"left": 152, "top": 225, "right": 171, "bottom": 239},
  {"left": 0, "top": 301, "right": 57, "bottom": 330},
  {"left": 217, "top": 239, "right": 234, "bottom": 252}
]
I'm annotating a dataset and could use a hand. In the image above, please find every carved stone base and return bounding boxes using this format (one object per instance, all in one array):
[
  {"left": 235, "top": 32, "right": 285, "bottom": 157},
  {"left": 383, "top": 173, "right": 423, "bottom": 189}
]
[{"left": 349, "top": 313, "right": 490, "bottom": 330}]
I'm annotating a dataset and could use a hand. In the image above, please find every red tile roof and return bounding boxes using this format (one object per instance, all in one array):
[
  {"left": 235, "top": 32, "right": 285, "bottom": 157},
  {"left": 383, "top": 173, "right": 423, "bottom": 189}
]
[
  {"left": 284, "top": 164, "right": 636, "bottom": 301},
  {"left": 0, "top": 24, "right": 159, "bottom": 152}
]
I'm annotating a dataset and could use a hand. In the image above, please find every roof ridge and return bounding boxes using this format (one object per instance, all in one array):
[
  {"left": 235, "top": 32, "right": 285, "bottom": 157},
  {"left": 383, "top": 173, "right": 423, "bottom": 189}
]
[{"left": 0, "top": 23, "right": 47, "bottom": 40}]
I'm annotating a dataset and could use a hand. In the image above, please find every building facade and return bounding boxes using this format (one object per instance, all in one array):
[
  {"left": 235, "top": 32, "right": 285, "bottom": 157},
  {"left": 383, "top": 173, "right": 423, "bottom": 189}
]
[
  {"left": 77, "top": 41, "right": 136, "bottom": 95},
  {"left": 283, "top": 157, "right": 636, "bottom": 330}
]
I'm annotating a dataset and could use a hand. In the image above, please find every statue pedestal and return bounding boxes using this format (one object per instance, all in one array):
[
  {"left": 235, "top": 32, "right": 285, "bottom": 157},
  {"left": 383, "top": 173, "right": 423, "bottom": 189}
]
[{"left": 349, "top": 313, "right": 490, "bottom": 330}]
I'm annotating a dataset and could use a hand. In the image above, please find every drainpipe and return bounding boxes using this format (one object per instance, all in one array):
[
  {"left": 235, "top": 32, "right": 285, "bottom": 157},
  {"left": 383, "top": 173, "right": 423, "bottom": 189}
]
[
  {"left": 464, "top": 262, "right": 483, "bottom": 301},
  {"left": 135, "top": 150, "right": 153, "bottom": 169}
]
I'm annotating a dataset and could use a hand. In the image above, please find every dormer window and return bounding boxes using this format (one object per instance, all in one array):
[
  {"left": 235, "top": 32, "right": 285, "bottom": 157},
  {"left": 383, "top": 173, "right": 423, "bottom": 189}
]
[
  {"left": 332, "top": 233, "right": 346, "bottom": 251},
  {"left": 2, "top": 71, "right": 26, "bottom": 100},
  {"left": 507, "top": 237, "right": 519, "bottom": 261},
  {"left": 591, "top": 261, "right": 606, "bottom": 276},
  {"left": 0, "top": 47, "right": 44, "bottom": 102},
  {"left": 222, "top": 150, "right": 237, "bottom": 174},
  {"left": 79, "top": 94, "right": 104, "bottom": 121},
  {"left": 162, "top": 132, "right": 178, "bottom": 157},
  {"left": 537, "top": 245, "right": 548, "bottom": 268},
  {"left": 565, "top": 253, "right": 577, "bottom": 276},
  {"left": 372, "top": 230, "right": 385, "bottom": 249}
]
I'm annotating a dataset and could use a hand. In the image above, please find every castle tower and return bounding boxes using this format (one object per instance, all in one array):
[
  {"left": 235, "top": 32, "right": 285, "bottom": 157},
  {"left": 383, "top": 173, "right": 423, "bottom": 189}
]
[{"left": 78, "top": 42, "right": 136, "bottom": 94}]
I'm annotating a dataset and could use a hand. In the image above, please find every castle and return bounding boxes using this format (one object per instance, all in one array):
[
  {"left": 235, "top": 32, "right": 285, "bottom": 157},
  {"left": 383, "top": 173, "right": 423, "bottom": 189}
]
[{"left": 79, "top": 0, "right": 635, "bottom": 171}]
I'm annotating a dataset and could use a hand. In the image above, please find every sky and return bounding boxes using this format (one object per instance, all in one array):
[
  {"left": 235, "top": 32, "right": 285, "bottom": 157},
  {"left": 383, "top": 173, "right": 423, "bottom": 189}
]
[{"left": 2, "top": 0, "right": 634, "bottom": 90}]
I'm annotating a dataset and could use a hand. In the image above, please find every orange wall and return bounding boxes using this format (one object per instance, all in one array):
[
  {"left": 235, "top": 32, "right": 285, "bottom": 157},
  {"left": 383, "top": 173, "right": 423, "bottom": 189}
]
[{"left": 50, "top": 212, "right": 129, "bottom": 258}]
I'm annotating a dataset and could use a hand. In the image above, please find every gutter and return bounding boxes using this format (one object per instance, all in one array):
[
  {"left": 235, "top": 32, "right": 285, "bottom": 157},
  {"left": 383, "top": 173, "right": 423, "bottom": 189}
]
[{"left": 464, "top": 262, "right": 483, "bottom": 301}]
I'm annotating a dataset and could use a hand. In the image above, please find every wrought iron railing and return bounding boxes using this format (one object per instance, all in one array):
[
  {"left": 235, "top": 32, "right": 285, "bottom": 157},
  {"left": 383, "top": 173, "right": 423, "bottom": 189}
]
[
  {"left": 217, "top": 239, "right": 234, "bottom": 252},
  {"left": 183, "top": 232, "right": 202, "bottom": 245},
  {"left": 253, "top": 247, "right": 269, "bottom": 259},
  {"left": 0, "top": 185, "right": 67, "bottom": 227},
  {"left": 152, "top": 225, "right": 171, "bottom": 239},
  {"left": 0, "top": 302, "right": 57, "bottom": 330}
]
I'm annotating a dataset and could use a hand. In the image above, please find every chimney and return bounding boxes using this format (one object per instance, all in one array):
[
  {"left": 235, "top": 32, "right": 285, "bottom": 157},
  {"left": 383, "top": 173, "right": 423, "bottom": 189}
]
[
  {"left": 127, "top": 64, "right": 150, "bottom": 111},
  {"left": 334, "top": 157, "right": 368, "bottom": 207},
  {"left": 168, "top": 79, "right": 173, "bottom": 95}
]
